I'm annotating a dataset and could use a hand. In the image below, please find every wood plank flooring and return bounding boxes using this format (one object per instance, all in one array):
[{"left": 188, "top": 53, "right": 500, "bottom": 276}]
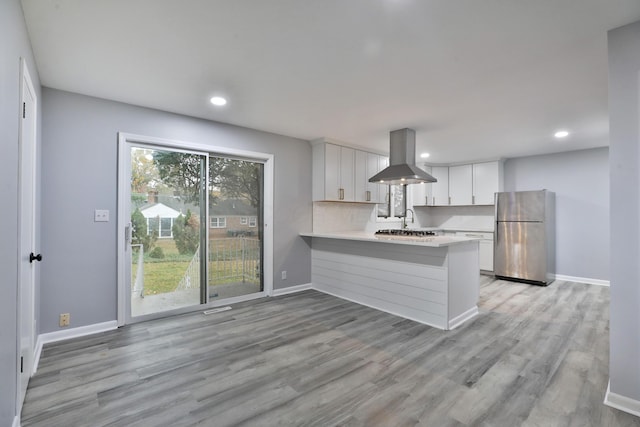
[{"left": 21, "top": 278, "right": 640, "bottom": 426}]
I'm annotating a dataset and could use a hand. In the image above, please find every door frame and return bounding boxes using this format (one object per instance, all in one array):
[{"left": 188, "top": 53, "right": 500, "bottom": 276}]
[
  {"left": 16, "top": 57, "right": 37, "bottom": 412},
  {"left": 117, "top": 133, "right": 274, "bottom": 326}
]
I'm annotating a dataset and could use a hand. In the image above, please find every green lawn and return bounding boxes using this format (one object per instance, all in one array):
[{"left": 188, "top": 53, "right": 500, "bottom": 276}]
[{"left": 132, "top": 238, "right": 260, "bottom": 296}]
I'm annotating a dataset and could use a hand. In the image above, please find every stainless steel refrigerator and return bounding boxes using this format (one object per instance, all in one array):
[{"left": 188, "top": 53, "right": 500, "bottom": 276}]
[{"left": 494, "top": 190, "right": 555, "bottom": 285}]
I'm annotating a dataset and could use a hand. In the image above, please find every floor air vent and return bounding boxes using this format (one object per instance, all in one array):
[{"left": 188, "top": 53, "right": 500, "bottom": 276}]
[{"left": 203, "top": 306, "right": 232, "bottom": 315}]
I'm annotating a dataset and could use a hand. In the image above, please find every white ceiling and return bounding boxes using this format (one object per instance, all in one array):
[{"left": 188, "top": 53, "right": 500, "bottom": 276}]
[{"left": 21, "top": 0, "right": 640, "bottom": 163}]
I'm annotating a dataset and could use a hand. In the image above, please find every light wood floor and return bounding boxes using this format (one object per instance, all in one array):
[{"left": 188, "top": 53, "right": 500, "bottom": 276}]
[{"left": 21, "top": 277, "right": 640, "bottom": 426}]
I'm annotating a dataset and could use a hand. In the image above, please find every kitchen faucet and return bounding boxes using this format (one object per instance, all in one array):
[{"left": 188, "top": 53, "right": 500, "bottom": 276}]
[{"left": 402, "top": 208, "right": 415, "bottom": 229}]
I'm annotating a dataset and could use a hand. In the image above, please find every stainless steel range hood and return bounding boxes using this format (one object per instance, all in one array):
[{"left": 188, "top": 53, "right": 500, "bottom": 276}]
[{"left": 369, "top": 128, "right": 437, "bottom": 185}]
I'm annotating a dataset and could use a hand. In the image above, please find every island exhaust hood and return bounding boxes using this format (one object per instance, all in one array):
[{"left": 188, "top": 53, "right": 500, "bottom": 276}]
[{"left": 369, "top": 128, "right": 437, "bottom": 185}]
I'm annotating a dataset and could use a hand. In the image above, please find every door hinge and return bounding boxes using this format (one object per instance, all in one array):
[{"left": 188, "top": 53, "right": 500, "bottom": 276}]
[
  {"left": 20, "top": 356, "right": 24, "bottom": 373},
  {"left": 23, "top": 102, "right": 26, "bottom": 119}
]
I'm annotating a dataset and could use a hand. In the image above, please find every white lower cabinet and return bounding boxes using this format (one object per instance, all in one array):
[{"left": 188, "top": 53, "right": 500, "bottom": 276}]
[
  {"left": 455, "top": 231, "right": 494, "bottom": 272},
  {"left": 479, "top": 240, "right": 493, "bottom": 271}
]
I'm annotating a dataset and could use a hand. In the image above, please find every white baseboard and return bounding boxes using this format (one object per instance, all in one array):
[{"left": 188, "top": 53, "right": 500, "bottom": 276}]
[
  {"left": 448, "top": 306, "right": 479, "bottom": 330},
  {"left": 33, "top": 321, "right": 118, "bottom": 374},
  {"left": 271, "top": 283, "right": 312, "bottom": 297},
  {"left": 554, "top": 274, "right": 610, "bottom": 286},
  {"left": 604, "top": 381, "right": 640, "bottom": 417}
]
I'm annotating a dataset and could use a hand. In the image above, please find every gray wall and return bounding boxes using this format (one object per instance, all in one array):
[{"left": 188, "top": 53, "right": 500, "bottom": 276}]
[
  {"left": 40, "top": 88, "right": 312, "bottom": 333},
  {"left": 608, "top": 21, "right": 640, "bottom": 402},
  {"left": 0, "top": 0, "right": 42, "bottom": 424},
  {"left": 503, "top": 147, "right": 609, "bottom": 281}
]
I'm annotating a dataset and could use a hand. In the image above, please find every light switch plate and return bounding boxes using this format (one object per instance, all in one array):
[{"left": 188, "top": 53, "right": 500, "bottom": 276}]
[{"left": 95, "top": 209, "right": 109, "bottom": 222}]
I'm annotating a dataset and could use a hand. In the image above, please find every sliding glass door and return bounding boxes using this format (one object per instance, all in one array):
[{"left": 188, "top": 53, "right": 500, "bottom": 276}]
[
  {"left": 208, "top": 157, "right": 264, "bottom": 301},
  {"left": 128, "top": 146, "right": 208, "bottom": 318},
  {"left": 120, "top": 136, "right": 266, "bottom": 323}
]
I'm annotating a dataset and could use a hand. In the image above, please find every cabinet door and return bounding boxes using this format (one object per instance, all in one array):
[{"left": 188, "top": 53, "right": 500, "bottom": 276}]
[
  {"left": 365, "top": 152, "right": 380, "bottom": 203},
  {"left": 324, "top": 143, "right": 341, "bottom": 201},
  {"left": 339, "top": 146, "right": 355, "bottom": 201},
  {"left": 455, "top": 231, "right": 494, "bottom": 271},
  {"left": 354, "top": 150, "right": 368, "bottom": 202},
  {"left": 424, "top": 166, "right": 434, "bottom": 205},
  {"left": 377, "top": 156, "right": 390, "bottom": 204},
  {"left": 479, "top": 240, "right": 494, "bottom": 271},
  {"left": 411, "top": 166, "right": 432, "bottom": 206},
  {"left": 431, "top": 166, "right": 449, "bottom": 205},
  {"left": 411, "top": 183, "right": 427, "bottom": 207},
  {"left": 449, "top": 164, "right": 473, "bottom": 205},
  {"left": 472, "top": 161, "right": 500, "bottom": 205}
]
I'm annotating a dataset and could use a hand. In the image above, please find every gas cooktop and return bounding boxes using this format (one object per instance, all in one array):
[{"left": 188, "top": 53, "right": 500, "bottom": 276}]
[{"left": 375, "top": 229, "right": 437, "bottom": 238}]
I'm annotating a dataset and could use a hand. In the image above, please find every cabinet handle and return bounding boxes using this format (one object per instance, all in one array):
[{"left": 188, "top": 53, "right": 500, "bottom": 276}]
[
  {"left": 366, "top": 190, "right": 371, "bottom": 201},
  {"left": 472, "top": 195, "right": 475, "bottom": 205},
  {"left": 425, "top": 196, "right": 428, "bottom": 205},
  {"left": 432, "top": 197, "right": 435, "bottom": 205},
  {"left": 448, "top": 196, "right": 451, "bottom": 205},
  {"left": 339, "top": 188, "right": 344, "bottom": 200}
]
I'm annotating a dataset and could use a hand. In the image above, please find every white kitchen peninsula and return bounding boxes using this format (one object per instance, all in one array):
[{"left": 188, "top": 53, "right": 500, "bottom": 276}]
[{"left": 301, "top": 231, "right": 480, "bottom": 330}]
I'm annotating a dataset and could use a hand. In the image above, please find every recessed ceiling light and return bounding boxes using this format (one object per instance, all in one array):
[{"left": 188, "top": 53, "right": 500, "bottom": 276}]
[
  {"left": 210, "top": 96, "right": 227, "bottom": 106},
  {"left": 420, "top": 152, "right": 430, "bottom": 158},
  {"left": 554, "top": 130, "right": 569, "bottom": 139}
]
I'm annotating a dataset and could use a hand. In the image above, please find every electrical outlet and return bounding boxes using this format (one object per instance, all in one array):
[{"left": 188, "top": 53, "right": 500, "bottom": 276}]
[
  {"left": 59, "top": 313, "right": 70, "bottom": 327},
  {"left": 94, "top": 209, "right": 109, "bottom": 222},
  {"left": 281, "top": 270, "right": 287, "bottom": 280}
]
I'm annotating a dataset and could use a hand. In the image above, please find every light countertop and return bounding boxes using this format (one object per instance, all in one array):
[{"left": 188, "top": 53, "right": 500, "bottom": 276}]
[{"left": 300, "top": 231, "right": 481, "bottom": 248}]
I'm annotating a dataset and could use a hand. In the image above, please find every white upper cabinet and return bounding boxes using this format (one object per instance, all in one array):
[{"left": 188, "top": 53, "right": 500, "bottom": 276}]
[
  {"left": 313, "top": 138, "right": 501, "bottom": 206},
  {"left": 313, "top": 139, "right": 386, "bottom": 203},
  {"left": 427, "top": 161, "right": 502, "bottom": 206},
  {"left": 340, "top": 146, "right": 355, "bottom": 201},
  {"left": 354, "top": 150, "right": 367, "bottom": 202},
  {"left": 411, "top": 166, "right": 433, "bottom": 206},
  {"left": 355, "top": 150, "right": 389, "bottom": 203},
  {"left": 377, "top": 155, "right": 389, "bottom": 204},
  {"left": 355, "top": 150, "right": 383, "bottom": 202},
  {"left": 449, "top": 164, "right": 473, "bottom": 205},
  {"left": 472, "top": 161, "right": 503, "bottom": 205},
  {"left": 312, "top": 141, "right": 355, "bottom": 201},
  {"left": 366, "top": 152, "right": 384, "bottom": 203},
  {"left": 431, "top": 166, "right": 450, "bottom": 206}
]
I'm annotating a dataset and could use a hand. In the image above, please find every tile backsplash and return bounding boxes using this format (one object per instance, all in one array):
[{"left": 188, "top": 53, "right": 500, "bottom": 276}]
[
  {"left": 313, "top": 202, "right": 377, "bottom": 233},
  {"left": 414, "top": 205, "right": 495, "bottom": 230},
  {"left": 312, "top": 202, "right": 495, "bottom": 233}
]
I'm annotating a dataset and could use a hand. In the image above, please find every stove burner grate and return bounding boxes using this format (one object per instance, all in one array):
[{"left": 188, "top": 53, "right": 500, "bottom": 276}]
[{"left": 375, "top": 229, "right": 437, "bottom": 237}]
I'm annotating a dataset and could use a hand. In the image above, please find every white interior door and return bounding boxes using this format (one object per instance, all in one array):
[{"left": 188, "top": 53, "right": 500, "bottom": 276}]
[{"left": 17, "top": 58, "right": 38, "bottom": 409}]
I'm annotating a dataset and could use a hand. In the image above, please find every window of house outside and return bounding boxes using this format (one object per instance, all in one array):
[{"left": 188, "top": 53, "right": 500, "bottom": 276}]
[
  {"left": 210, "top": 216, "right": 227, "bottom": 228},
  {"left": 160, "top": 218, "right": 173, "bottom": 237},
  {"left": 240, "top": 217, "right": 248, "bottom": 225},
  {"left": 249, "top": 217, "right": 257, "bottom": 227}
]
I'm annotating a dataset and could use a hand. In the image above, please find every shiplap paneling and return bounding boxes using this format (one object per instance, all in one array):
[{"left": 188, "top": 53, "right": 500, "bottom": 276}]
[{"left": 310, "top": 237, "right": 478, "bottom": 330}]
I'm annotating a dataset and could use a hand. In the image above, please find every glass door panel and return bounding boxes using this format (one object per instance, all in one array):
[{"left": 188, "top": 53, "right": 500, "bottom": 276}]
[
  {"left": 129, "top": 146, "right": 207, "bottom": 317},
  {"left": 208, "top": 157, "right": 264, "bottom": 300}
]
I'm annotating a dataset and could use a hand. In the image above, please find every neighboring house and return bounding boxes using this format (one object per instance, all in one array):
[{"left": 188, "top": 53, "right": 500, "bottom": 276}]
[
  {"left": 139, "top": 202, "right": 181, "bottom": 238},
  {"left": 209, "top": 198, "right": 258, "bottom": 237}
]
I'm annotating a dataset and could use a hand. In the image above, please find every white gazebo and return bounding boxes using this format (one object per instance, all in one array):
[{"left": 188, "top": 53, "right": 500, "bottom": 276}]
[{"left": 140, "top": 203, "right": 181, "bottom": 238}]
